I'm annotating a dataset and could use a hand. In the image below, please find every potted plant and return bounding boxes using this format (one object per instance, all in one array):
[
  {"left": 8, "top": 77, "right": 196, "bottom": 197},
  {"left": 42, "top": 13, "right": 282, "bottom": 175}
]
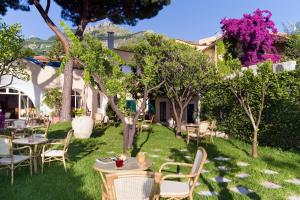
[
  {"left": 43, "top": 88, "right": 62, "bottom": 124},
  {"left": 71, "top": 108, "right": 94, "bottom": 139}
]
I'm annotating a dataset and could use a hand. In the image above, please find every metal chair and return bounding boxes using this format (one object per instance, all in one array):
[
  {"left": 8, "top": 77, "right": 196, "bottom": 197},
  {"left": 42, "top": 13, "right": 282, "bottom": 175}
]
[
  {"left": 158, "top": 147, "right": 207, "bottom": 200},
  {"left": 0, "top": 135, "right": 32, "bottom": 185},
  {"left": 41, "top": 129, "right": 73, "bottom": 173}
]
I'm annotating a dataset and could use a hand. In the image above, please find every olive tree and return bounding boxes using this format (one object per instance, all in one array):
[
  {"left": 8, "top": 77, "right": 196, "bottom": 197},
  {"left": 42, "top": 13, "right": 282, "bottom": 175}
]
[
  {"left": 62, "top": 25, "right": 163, "bottom": 153},
  {"left": 0, "top": 21, "right": 29, "bottom": 88}
]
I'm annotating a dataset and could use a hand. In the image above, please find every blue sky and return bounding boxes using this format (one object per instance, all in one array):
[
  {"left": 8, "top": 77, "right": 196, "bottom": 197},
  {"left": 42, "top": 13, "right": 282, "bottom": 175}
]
[{"left": 2, "top": 0, "right": 300, "bottom": 41}]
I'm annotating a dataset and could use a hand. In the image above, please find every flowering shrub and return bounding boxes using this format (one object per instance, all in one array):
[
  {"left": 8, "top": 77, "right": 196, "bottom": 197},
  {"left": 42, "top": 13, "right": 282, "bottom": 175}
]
[{"left": 221, "top": 9, "right": 281, "bottom": 66}]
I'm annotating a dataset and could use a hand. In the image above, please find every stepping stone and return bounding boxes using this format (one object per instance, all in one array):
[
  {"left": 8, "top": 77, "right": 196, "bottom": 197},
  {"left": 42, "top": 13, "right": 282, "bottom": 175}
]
[
  {"left": 285, "top": 178, "right": 300, "bottom": 185},
  {"left": 195, "top": 182, "right": 200, "bottom": 186},
  {"left": 184, "top": 155, "right": 192, "bottom": 159},
  {"left": 164, "top": 158, "right": 173, "bottom": 162},
  {"left": 230, "top": 186, "right": 253, "bottom": 195},
  {"left": 205, "top": 160, "right": 210, "bottom": 164},
  {"left": 288, "top": 195, "right": 300, "bottom": 200},
  {"left": 106, "top": 151, "right": 115, "bottom": 154},
  {"left": 198, "top": 191, "right": 219, "bottom": 196},
  {"left": 261, "top": 181, "right": 282, "bottom": 189},
  {"left": 235, "top": 173, "right": 250, "bottom": 179},
  {"left": 262, "top": 169, "right": 279, "bottom": 175},
  {"left": 201, "top": 169, "right": 210, "bottom": 173},
  {"left": 179, "top": 149, "right": 188, "bottom": 152},
  {"left": 153, "top": 148, "right": 161, "bottom": 152},
  {"left": 237, "top": 161, "right": 250, "bottom": 167},
  {"left": 210, "top": 176, "right": 232, "bottom": 183},
  {"left": 217, "top": 165, "right": 230, "bottom": 171},
  {"left": 149, "top": 154, "right": 160, "bottom": 158},
  {"left": 214, "top": 156, "right": 231, "bottom": 161}
]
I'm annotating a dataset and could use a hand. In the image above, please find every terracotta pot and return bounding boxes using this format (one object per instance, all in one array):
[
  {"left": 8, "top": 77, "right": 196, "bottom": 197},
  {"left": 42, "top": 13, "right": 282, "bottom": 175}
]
[{"left": 72, "top": 116, "right": 94, "bottom": 139}]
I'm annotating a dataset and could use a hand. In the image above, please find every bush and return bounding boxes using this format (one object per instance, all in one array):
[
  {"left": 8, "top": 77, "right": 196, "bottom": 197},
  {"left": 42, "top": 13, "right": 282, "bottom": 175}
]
[{"left": 202, "top": 70, "right": 300, "bottom": 150}]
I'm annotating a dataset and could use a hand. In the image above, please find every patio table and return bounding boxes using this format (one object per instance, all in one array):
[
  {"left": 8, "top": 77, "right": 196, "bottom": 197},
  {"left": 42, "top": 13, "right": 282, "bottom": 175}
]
[
  {"left": 13, "top": 136, "right": 48, "bottom": 173},
  {"left": 94, "top": 157, "right": 152, "bottom": 198}
]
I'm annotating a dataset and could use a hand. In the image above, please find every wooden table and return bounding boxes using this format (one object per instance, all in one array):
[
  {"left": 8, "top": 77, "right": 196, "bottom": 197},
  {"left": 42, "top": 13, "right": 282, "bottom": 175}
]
[
  {"left": 13, "top": 136, "right": 48, "bottom": 173},
  {"left": 94, "top": 157, "right": 152, "bottom": 198}
]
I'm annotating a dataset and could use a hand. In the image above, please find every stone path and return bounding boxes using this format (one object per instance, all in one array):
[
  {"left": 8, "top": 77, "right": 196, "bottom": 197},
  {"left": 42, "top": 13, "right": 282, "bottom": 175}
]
[
  {"left": 201, "top": 169, "right": 210, "bottom": 173},
  {"left": 262, "top": 169, "right": 279, "bottom": 175},
  {"left": 184, "top": 155, "right": 192, "bottom": 159},
  {"left": 217, "top": 165, "right": 231, "bottom": 171},
  {"left": 210, "top": 176, "right": 232, "bottom": 183},
  {"left": 149, "top": 154, "right": 160, "bottom": 158},
  {"left": 237, "top": 161, "right": 250, "bottom": 167},
  {"left": 205, "top": 160, "right": 210, "bottom": 164},
  {"left": 198, "top": 191, "right": 219, "bottom": 196},
  {"left": 153, "top": 148, "right": 161, "bottom": 152},
  {"left": 235, "top": 172, "right": 250, "bottom": 178},
  {"left": 214, "top": 156, "right": 231, "bottom": 161},
  {"left": 106, "top": 151, "right": 115, "bottom": 154},
  {"left": 288, "top": 195, "right": 300, "bottom": 200},
  {"left": 285, "top": 178, "right": 300, "bottom": 185},
  {"left": 179, "top": 149, "right": 188, "bottom": 152},
  {"left": 261, "top": 181, "right": 282, "bottom": 189},
  {"left": 230, "top": 186, "right": 253, "bottom": 195},
  {"left": 164, "top": 158, "right": 173, "bottom": 162}
]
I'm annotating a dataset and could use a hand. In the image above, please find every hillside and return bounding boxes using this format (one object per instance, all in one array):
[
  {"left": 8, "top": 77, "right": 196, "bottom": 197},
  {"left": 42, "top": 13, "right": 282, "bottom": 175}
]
[{"left": 24, "top": 22, "right": 150, "bottom": 55}]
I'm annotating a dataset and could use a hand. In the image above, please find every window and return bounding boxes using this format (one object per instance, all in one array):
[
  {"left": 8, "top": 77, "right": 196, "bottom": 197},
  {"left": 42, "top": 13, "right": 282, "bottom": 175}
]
[
  {"left": 71, "top": 90, "right": 82, "bottom": 109},
  {"left": 126, "top": 100, "right": 136, "bottom": 113}
]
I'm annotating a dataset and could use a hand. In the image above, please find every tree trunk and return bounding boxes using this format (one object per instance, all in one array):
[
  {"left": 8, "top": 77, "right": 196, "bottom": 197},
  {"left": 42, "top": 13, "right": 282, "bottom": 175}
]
[
  {"left": 252, "top": 128, "right": 258, "bottom": 158},
  {"left": 175, "top": 110, "right": 183, "bottom": 137},
  {"left": 60, "top": 60, "right": 74, "bottom": 121},
  {"left": 123, "top": 123, "right": 136, "bottom": 154}
]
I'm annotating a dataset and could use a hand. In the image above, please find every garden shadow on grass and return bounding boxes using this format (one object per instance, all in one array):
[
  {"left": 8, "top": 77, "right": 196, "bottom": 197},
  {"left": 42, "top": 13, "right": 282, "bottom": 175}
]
[
  {"left": 0, "top": 164, "right": 97, "bottom": 200},
  {"left": 131, "top": 130, "right": 152, "bottom": 157},
  {"left": 261, "top": 155, "right": 300, "bottom": 176},
  {"left": 185, "top": 140, "right": 262, "bottom": 200},
  {"left": 69, "top": 139, "right": 106, "bottom": 162}
]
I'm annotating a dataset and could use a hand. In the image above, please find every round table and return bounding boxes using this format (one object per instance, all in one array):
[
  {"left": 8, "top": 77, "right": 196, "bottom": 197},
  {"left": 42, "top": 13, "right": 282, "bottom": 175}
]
[
  {"left": 94, "top": 157, "right": 152, "bottom": 173},
  {"left": 13, "top": 136, "right": 48, "bottom": 173},
  {"left": 94, "top": 157, "right": 152, "bottom": 199}
]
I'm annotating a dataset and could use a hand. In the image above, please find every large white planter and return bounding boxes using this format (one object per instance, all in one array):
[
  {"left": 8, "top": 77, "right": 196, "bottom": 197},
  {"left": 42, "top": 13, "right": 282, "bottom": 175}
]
[{"left": 72, "top": 116, "right": 94, "bottom": 139}]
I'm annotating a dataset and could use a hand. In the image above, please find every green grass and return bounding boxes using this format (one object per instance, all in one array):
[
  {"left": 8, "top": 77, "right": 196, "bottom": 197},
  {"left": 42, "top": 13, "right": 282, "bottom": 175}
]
[{"left": 0, "top": 123, "right": 299, "bottom": 200}]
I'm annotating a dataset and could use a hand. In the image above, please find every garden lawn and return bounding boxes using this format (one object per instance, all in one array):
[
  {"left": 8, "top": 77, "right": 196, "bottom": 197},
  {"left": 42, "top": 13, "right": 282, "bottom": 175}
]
[{"left": 0, "top": 123, "right": 299, "bottom": 200}]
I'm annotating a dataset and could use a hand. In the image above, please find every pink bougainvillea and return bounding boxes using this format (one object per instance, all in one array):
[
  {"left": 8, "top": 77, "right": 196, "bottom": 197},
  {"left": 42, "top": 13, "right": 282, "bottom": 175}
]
[{"left": 221, "top": 9, "right": 281, "bottom": 66}]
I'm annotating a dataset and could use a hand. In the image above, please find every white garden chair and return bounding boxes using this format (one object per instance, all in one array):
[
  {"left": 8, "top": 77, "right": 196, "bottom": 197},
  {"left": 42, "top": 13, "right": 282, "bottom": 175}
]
[
  {"left": 0, "top": 135, "right": 32, "bottom": 185},
  {"left": 41, "top": 129, "right": 73, "bottom": 173},
  {"left": 105, "top": 171, "right": 161, "bottom": 200},
  {"left": 158, "top": 147, "right": 207, "bottom": 200}
]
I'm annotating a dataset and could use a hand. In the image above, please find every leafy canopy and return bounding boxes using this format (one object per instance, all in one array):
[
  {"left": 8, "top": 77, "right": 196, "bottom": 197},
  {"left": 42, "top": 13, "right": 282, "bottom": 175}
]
[
  {"left": 221, "top": 9, "right": 280, "bottom": 66},
  {"left": 0, "top": 21, "right": 29, "bottom": 83}
]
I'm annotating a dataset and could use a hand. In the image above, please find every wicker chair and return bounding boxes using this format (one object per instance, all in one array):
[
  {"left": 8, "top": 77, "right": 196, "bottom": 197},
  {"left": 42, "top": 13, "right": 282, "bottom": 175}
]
[
  {"left": 41, "top": 129, "right": 73, "bottom": 173},
  {"left": 105, "top": 171, "right": 161, "bottom": 200},
  {"left": 158, "top": 147, "right": 207, "bottom": 200},
  {"left": 0, "top": 135, "right": 32, "bottom": 185},
  {"left": 33, "top": 121, "right": 51, "bottom": 138},
  {"left": 186, "top": 121, "right": 210, "bottom": 145},
  {"left": 139, "top": 115, "right": 155, "bottom": 133}
]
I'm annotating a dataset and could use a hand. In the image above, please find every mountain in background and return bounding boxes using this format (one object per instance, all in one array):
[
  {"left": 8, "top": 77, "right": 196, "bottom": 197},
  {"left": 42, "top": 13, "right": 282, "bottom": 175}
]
[{"left": 24, "top": 22, "right": 153, "bottom": 55}]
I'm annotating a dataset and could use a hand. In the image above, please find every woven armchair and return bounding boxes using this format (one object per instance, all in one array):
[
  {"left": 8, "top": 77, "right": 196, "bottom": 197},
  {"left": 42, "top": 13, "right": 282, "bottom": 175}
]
[
  {"left": 41, "top": 129, "right": 73, "bottom": 173},
  {"left": 138, "top": 115, "right": 155, "bottom": 133},
  {"left": 0, "top": 135, "right": 32, "bottom": 185},
  {"left": 105, "top": 171, "right": 161, "bottom": 200},
  {"left": 33, "top": 121, "right": 51, "bottom": 138},
  {"left": 158, "top": 147, "right": 207, "bottom": 200},
  {"left": 186, "top": 121, "right": 210, "bottom": 145}
]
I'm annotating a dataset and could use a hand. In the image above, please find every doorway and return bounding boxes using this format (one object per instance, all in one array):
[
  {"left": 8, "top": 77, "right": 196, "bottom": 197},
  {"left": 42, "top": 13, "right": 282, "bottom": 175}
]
[
  {"left": 187, "top": 104, "right": 195, "bottom": 123},
  {"left": 159, "top": 101, "right": 167, "bottom": 122}
]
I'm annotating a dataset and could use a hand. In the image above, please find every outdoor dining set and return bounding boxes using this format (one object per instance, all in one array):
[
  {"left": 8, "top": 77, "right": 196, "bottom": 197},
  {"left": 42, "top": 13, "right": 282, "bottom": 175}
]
[
  {"left": 0, "top": 120, "right": 72, "bottom": 184},
  {"left": 94, "top": 147, "right": 207, "bottom": 200}
]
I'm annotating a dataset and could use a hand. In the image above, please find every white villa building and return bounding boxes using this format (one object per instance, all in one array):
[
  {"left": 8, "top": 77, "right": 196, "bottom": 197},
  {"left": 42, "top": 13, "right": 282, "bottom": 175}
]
[{"left": 0, "top": 32, "right": 296, "bottom": 124}]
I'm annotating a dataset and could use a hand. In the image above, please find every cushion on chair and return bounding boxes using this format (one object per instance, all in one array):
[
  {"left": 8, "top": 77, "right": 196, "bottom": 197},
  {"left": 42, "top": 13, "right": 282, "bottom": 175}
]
[
  {"left": 191, "top": 149, "right": 203, "bottom": 175},
  {"left": 160, "top": 180, "right": 190, "bottom": 197},
  {"left": 188, "top": 133, "right": 198, "bottom": 137},
  {"left": 33, "top": 134, "right": 46, "bottom": 138},
  {"left": 0, "top": 155, "right": 30, "bottom": 165},
  {"left": 43, "top": 150, "right": 64, "bottom": 157}
]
